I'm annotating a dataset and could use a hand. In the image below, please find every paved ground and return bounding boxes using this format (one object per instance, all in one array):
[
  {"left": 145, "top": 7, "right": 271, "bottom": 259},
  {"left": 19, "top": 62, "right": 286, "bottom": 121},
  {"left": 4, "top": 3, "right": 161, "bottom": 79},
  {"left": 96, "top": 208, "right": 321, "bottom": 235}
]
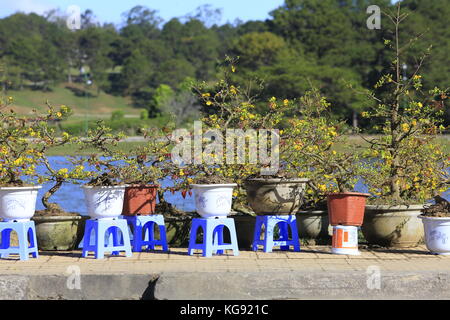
[
  {"left": 1, "top": 245, "right": 449, "bottom": 274},
  {"left": 1, "top": 245, "right": 450, "bottom": 299}
]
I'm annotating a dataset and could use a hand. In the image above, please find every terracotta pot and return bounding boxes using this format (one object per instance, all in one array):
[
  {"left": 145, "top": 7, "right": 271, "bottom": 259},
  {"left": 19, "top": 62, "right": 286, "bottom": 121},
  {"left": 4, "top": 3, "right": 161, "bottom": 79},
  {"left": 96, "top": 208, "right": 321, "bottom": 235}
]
[
  {"left": 327, "top": 192, "right": 369, "bottom": 226},
  {"left": 122, "top": 185, "right": 158, "bottom": 216},
  {"left": 244, "top": 178, "right": 309, "bottom": 215},
  {"left": 362, "top": 204, "right": 424, "bottom": 248}
]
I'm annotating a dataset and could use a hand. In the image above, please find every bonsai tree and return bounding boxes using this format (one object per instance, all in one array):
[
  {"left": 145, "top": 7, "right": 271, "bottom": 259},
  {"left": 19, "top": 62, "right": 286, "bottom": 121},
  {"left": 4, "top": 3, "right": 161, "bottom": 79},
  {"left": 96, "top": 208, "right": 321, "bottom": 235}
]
[
  {"left": 120, "top": 123, "right": 184, "bottom": 215},
  {"left": 358, "top": 3, "right": 449, "bottom": 205},
  {"left": 185, "top": 57, "right": 297, "bottom": 213},
  {"left": 282, "top": 89, "right": 365, "bottom": 196},
  {"left": 70, "top": 120, "right": 128, "bottom": 186},
  {"left": 30, "top": 103, "right": 90, "bottom": 214}
]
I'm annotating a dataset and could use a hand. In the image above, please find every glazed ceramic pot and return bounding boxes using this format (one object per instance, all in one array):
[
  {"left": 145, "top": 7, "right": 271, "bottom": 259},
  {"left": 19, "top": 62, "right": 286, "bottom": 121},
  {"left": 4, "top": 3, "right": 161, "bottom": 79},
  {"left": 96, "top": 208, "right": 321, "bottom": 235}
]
[
  {"left": 191, "top": 184, "right": 237, "bottom": 218},
  {"left": 82, "top": 185, "right": 127, "bottom": 220},
  {"left": 419, "top": 215, "right": 450, "bottom": 255},
  {"left": 362, "top": 204, "right": 424, "bottom": 247},
  {"left": 244, "top": 178, "right": 309, "bottom": 215},
  {"left": 0, "top": 186, "right": 42, "bottom": 221}
]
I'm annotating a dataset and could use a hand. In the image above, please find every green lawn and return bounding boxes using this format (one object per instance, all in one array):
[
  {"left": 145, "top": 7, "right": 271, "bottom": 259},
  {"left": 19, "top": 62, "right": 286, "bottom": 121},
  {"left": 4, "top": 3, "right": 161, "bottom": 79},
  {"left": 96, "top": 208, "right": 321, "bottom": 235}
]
[{"left": 8, "top": 82, "right": 140, "bottom": 118}]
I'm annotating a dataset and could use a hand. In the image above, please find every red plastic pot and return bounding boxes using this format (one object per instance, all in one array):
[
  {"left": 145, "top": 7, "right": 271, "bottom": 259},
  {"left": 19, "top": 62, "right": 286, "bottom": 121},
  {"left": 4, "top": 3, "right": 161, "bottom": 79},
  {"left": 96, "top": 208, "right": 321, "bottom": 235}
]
[
  {"left": 327, "top": 192, "right": 369, "bottom": 226},
  {"left": 122, "top": 185, "right": 158, "bottom": 216}
]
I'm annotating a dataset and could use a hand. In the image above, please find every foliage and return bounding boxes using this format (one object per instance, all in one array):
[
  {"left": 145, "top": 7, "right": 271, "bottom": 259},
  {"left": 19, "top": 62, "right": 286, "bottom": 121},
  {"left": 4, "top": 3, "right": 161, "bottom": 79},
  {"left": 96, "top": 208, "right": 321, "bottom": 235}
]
[
  {"left": 0, "top": 1, "right": 448, "bottom": 127},
  {"left": 359, "top": 3, "right": 450, "bottom": 205}
]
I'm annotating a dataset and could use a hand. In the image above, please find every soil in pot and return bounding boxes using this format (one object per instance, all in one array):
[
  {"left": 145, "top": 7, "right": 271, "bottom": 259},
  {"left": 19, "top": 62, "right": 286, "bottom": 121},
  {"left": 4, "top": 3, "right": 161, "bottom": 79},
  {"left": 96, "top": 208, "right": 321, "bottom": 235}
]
[
  {"left": 327, "top": 192, "right": 369, "bottom": 226},
  {"left": 122, "top": 185, "right": 158, "bottom": 216},
  {"left": 421, "top": 196, "right": 450, "bottom": 217}
]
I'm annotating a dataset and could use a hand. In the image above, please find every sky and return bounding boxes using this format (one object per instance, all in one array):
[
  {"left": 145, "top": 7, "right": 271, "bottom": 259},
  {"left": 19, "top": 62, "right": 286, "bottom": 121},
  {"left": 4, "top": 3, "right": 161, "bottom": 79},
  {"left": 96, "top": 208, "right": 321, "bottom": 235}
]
[{"left": 1, "top": 0, "right": 286, "bottom": 26}]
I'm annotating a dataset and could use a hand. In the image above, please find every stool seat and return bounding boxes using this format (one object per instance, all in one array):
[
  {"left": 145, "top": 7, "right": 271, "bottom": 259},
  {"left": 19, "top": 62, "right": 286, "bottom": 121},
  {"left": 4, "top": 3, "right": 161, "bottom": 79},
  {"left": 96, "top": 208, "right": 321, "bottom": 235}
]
[
  {"left": 123, "top": 215, "right": 168, "bottom": 252},
  {"left": 0, "top": 220, "right": 39, "bottom": 260},
  {"left": 188, "top": 217, "right": 239, "bottom": 257},
  {"left": 252, "top": 215, "right": 300, "bottom": 252},
  {"left": 81, "top": 218, "right": 132, "bottom": 259}
]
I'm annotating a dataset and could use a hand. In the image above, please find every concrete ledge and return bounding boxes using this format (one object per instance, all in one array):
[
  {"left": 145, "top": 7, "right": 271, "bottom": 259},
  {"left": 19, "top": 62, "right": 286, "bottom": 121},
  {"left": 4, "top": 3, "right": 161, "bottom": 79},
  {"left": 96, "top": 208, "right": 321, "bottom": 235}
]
[{"left": 1, "top": 270, "right": 450, "bottom": 300}]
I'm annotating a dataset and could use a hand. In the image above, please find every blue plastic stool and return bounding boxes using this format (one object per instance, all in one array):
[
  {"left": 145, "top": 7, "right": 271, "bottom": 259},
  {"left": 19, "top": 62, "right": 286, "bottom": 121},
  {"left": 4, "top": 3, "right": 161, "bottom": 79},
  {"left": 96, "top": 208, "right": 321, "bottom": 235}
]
[
  {"left": 123, "top": 215, "right": 168, "bottom": 252},
  {"left": 81, "top": 218, "right": 132, "bottom": 259},
  {"left": 0, "top": 220, "right": 39, "bottom": 260},
  {"left": 188, "top": 218, "right": 239, "bottom": 257},
  {"left": 252, "top": 215, "right": 300, "bottom": 252}
]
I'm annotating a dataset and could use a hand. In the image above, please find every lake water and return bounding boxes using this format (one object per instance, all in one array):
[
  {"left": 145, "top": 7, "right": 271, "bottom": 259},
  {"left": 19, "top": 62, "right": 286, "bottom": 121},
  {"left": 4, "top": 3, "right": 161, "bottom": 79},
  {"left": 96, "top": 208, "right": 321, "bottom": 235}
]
[
  {"left": 34, "top": 156, "right": 448, "bottom": 215},
  {"left": 35, "top": 156, "right": 196, "bottom": 215}
]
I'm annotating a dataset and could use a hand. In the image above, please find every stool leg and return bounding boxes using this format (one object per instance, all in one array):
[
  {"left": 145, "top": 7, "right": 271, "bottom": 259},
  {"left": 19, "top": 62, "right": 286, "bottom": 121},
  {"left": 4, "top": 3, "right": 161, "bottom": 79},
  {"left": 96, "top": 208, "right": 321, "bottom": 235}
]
[
  {"left": 119, "top": 222, "right": 132, "bottom": 257},
  {"left": 203, "top": 222, "right": 214, "bottom": 257},
  {"left": 28, "top": 225, "right": 39, "bottom": 258},
  {"left": 17, "top": 224, "right": 29, "bottom": 261},
  {"left": 213, "top": 225, "right": 224, "bottom": 255},
  {"left": 81, "top": 222, "right": 92, "bottom": 258},
  {"left": 158, "top": 224, "right": 169, "bottom": 252},
  {"left": 227, "top": 220, "right": 239, "bottom": 256},
  {"left": 131, "top": 221, "right": 142, "bottom": 252},
  {"left": 278, "top": 221, "right": 290, "bottom": 251},
  {"left": 95, "top": 223, "right": 105, "bottom": 259},
  {"left": 0, "top": 229, "right": 12, "bottom": 258},
  {"left": 289, "top": 219, "right": 301, "bottom": 252},
  {"left": 188, "top": 221, "right": 199, "bottom": 256},
  {"left": 146, "top": 222, "right": 156, "bottom": 250},
  {"left": 111, "top": 227, "right": 120, "bottom": 256},
  {"left": 263, "top": 218, "right": 274, "bottom": 253},
  {"left": 252, "top": 217, "right": 262, "bottom": 251}
]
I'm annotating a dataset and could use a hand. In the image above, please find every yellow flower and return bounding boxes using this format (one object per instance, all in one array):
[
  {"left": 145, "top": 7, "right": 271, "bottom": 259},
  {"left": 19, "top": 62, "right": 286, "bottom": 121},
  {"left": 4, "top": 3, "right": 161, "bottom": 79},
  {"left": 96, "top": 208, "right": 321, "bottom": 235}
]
[
  {"left": 206, "top": 101, "right": 212, "bottom": 106},
  {"left": 283, "top": 99, "right": 289, "bottom": 106},
  {"left": 201, "top": 93, "right": 210, "bottom": 98},
  {"left": 401, "top": 123, "right": 409, "bottom": 132}
]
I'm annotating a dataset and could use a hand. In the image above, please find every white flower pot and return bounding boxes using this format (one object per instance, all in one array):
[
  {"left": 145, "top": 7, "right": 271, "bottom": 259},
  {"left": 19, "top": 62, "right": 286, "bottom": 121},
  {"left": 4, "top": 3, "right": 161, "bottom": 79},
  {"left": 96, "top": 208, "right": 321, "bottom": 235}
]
[
  {"left": 82, "top": 185, "right": 126, "bottom": 220},
  {"left": 192, "top": 184, "right": 237, "bottom": 219},
  {"left": 0, "top": 186, "right": 42, "bottom": 222},
  {"left": 419, "top": 215, "right": 450, "bottom": 255}
]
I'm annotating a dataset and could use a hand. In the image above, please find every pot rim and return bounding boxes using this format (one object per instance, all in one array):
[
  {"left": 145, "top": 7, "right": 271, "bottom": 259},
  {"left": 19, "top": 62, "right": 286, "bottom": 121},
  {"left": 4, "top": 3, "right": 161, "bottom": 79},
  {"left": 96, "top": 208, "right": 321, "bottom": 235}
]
[
  {"left": 191, "top": 183, "right": 237, "bottom": 188},
  {"left": 82, "top": 185, "right": 128, "bottom": 189},
  {"left": 32, "top": 215, "right": 86, "bottom": 222},
  {"left": 125, "top": 184, "right": 159, "bottom": 188},
  {"left": 419, "top": 214, "right": 450, "bottom": 220},
  {"left": 327, "top": 192, "right": 370, "bottom": 197},
  {"left": 298, "top": 210, "right": 327, "bottom": 214},
  {"left": 245, "top": 178, "right": 310, "bottom": 184},
  {"left": 0, "top": 185, "right": 42, "bottom": 190},
  {"left": 365, "top": 204, "right": 425, "bottom": 210}
]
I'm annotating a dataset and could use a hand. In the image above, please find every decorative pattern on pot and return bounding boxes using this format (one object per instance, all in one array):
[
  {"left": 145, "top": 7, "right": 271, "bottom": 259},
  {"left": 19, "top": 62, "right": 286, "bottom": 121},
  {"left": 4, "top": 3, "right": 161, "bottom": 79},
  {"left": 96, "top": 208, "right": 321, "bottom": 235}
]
[
  {"left": 83, "top": 185, "right": 126, "bottom": 220},
  {"left": 244, "top": 178, "right": 309, "bottom": 215},
  {"left": 192, "top": 184, "right": 237, "bottom": 219},
  {"left": 0, "top": 186, "right": 42, "bottom": 221},
  {"left": 419, "top": 216, "right": 450, "bottom": 255}
]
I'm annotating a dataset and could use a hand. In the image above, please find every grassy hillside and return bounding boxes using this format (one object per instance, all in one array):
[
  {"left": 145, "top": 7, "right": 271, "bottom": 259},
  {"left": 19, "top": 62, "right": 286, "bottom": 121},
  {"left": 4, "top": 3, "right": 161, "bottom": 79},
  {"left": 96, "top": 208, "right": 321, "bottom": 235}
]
[{"left": 8, "top": 82, "right": 139, "bottom": 118}]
